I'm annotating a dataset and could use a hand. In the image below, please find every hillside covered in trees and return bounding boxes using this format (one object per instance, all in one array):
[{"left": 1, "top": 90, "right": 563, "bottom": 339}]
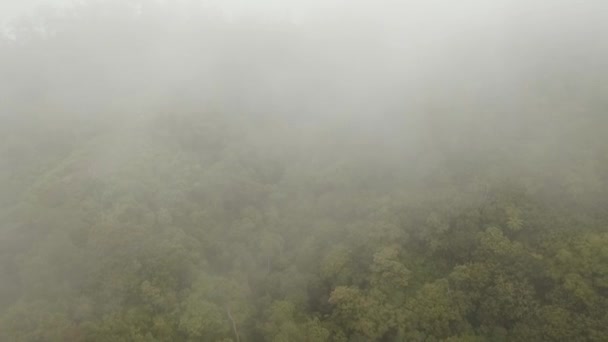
[{"left": 1, "top": 1, "right": 608, "bottom": 341}]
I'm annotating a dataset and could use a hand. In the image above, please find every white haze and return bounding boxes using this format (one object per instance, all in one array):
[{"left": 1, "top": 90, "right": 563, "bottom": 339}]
[
  {"left": 1, "top": 0, "right": 607, "bottom": 168},
  {"left": 1, "top": 1, "right": 608, "bottom": 340}
]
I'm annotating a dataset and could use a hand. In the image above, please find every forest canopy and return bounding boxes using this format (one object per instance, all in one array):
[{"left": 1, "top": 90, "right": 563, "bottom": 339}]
[{"left": 1, "top": 1, "right": 608, "bottom": 341}]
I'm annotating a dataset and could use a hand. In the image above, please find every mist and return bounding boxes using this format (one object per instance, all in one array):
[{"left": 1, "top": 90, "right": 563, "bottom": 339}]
[{"left": 1, "top": 1, "right": 608, "bottom": 341}]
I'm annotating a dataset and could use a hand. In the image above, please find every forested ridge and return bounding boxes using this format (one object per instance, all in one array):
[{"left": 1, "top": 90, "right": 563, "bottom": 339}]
[{"left": 1, "top": 1, "right": 608, "bottom": 341}]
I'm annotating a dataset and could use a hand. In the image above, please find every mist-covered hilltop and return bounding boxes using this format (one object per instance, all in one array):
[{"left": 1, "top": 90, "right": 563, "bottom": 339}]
[{"left": 1, "top": 1, "right": 608, "bottom": 341}]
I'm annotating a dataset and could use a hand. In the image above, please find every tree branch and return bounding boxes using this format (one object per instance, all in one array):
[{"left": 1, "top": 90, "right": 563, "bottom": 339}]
[{"left": 226, "top": 306, "right": 240, "bottom": 342}]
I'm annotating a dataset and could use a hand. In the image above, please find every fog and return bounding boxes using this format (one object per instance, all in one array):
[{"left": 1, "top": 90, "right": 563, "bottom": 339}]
[{"left": 1, "top": 1, "right": 608, "bottom": 341}]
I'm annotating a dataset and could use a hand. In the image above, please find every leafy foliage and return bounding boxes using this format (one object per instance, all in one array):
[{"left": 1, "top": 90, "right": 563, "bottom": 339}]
[{"left": 1, "top": 1, "right": 608, "bottom": 341}]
